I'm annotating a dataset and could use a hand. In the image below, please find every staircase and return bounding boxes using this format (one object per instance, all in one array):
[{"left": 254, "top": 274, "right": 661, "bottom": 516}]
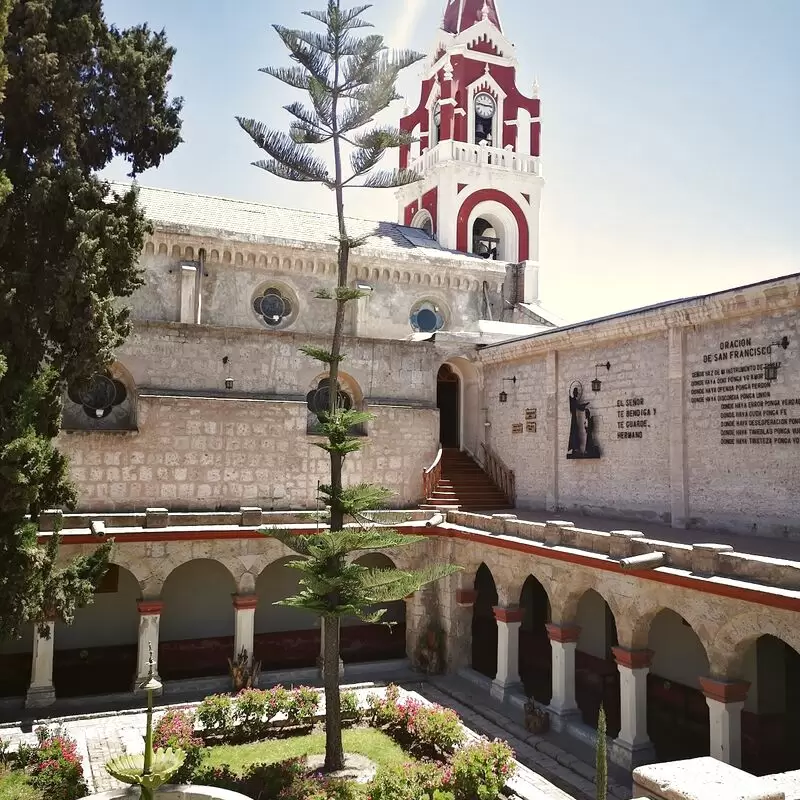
[{"left": 422, "top": 448, "right": 512, "bottom": 511}]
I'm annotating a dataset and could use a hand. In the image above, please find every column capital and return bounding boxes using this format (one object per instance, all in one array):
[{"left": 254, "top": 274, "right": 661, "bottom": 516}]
[
  {"left": 493, "top": 605, "right": 523, "bottom": 624},
  {"left": 456, "top": 589, "right": 477, "bottom": 607},
  {"left": 546, "top": 623, "right": 580, "bottom": 643},
  {"left": 137, "top": 600, "right": 163, "bottom": 615},
  {"left": 612, "top": 647, "right": 654, "bottom": 670},
  {"left": 232, "top": 594, "right": 258, "bottom": 610},
  {"left": 699, "top": 677, "right": 750, "bottom": 704}
]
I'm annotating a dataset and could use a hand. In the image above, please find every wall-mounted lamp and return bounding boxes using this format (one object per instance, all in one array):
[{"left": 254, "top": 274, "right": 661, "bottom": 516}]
[
  {"left": 764, "top": 336, "right": 790, "bottom": 382},
  {"left": 223, "top": 355, "right": 234, "bottom": 390},
  {"left": 591, "top": 362, "right": 611, "bottom": 392},
  {"left": 499, "top": 376, "right": 517, "bottom": 403}
]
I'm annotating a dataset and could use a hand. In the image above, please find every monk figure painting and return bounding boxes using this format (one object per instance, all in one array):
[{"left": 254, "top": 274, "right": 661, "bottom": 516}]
[{"left": 567, "top": 384, "right": 601, "bottom": 459}]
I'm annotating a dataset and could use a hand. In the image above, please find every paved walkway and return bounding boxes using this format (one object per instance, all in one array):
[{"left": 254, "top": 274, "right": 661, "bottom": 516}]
[{"left": 0, "top": 680, "right": 625, "bottom": 800}]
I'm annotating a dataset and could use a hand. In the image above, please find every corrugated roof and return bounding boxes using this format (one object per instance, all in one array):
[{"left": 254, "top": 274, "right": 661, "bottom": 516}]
[{"left": 112, "top": 182, "right": 484, "bottom": 263}]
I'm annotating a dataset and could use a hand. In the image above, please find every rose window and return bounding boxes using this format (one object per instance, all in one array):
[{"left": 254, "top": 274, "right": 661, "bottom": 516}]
[
  {"left": 68, "top": 374, "right": 128, "bottom": 420},
  {"left": 410, "top": 300, "right": 445, "bottom": 333},
  {"left": 253, "top": 287, "right": 294, "bottom": 327}
]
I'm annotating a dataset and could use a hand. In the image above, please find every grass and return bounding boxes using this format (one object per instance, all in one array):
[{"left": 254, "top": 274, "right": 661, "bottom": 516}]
[
  {"left": 0, "top": 768, "right": 41, "bottom": 800},
  {"left": 203, "top": 727, "right": 411, "bottom": 773}
]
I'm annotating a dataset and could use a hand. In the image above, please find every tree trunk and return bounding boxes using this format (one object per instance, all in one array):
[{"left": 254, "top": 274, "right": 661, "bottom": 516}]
[{"left": 323, "top": 614, "right": 344, "bottom": 771}]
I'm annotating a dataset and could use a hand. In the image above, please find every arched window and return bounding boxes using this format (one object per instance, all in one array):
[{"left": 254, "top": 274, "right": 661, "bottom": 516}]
[
  {"left": 411, "top": 209, "right": 434, "bottom": 239},
  {"left": 306, "top": 374, "right": 366, "bottom": 437},
  {"left": 473, "top": 218, "right": 500, "bottom": 260},
  {"left": 474, "top": 92, "right": 496, "bottom": 146}
]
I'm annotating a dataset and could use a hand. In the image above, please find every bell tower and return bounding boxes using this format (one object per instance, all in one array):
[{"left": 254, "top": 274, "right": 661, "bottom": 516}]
[{"left": 397, "top": 0, "right": 543, "bottom": 265}]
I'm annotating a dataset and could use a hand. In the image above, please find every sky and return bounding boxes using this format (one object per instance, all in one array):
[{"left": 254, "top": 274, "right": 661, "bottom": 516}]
[{"left": 101, "top": 0, "right": 800, "bottom": 324}]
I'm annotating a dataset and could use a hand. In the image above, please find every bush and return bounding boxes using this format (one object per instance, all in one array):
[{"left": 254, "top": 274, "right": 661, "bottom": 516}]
[
  {"left": 340, "top": 689, "right": 361, "bottom": 723},
  {"left": 370, "top": 762, "right": 447, "bottom": 800},
  {"left": 285, "top": 686, "right": 319, "bottom": 727},
  {"left": 24, "top": 727, "right": 87, "bottom": 800},
  {"left": 153, "top": 708, "right": 204, "bottom": 783},
  {"left": 235, "top": 686, "right": 290, "bottom": 739},
  {"left": 197, "top": 694, "right": 235, "bottom": 738},
  {"left": 396, "top": 699, "right": 464, "bottom": 757},
  {"left": 192, "top": 756, "right": 309, "bottom": 797},
  {"left": 365, "top": 683, "right": 401, "bottom": 726},
  {"left": 445, "top": 738, "right": 515, "bottom": 800}
]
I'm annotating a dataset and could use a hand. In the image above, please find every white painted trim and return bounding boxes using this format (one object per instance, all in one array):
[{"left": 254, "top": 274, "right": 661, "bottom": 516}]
[{"left": 465, "top": 196, "right": 520, "bottom": 262}]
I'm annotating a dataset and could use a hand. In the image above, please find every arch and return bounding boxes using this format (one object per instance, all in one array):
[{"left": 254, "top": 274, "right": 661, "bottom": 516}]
[
  {"left": 456, "top": 190, "right": 529, "bottom": 261},
  {"left": 437, "top": 363, "right": 460, "bottom": 449},
  {"left": 184, "top": 246, "right": 194, "bottom": 260},
  {"left": 159, "top": 559, "right": 237, "bottom": 680},
  {"left": 235, "top": 252, "right": 244, "bottom": 266},
  {"left": 223, "top": 250, "right": 232, "bottom": 264},
  {"left": 171, "top": 244, "right": 182, "bottom": 258},
  {"left": 247, "top": 252, "right": 256, "bottom": 265},
  {"left": 343, "top": 553, "right": 406, "bottom": 663},
  {"left": 52, "top": 564, "right": 141, "bottom": 697},
  {"left": 735, "top": 634, "right": 800, "bottom": 774},
  {"left": 144, "top": 241, "right": 155, "bottom": 256},
  {"left": 518, "top": 574, "right": 551, "bottom": 704},
  {"left": 254, "top": 556, "right": 318, "bottom": 670},
  {"left": 574, "top": 589, "right": 620, "bottom": 736},
  {"left": 472, "top": 563, "right": 498, "bottom": 678},
  {"left": 411, "top": 208, "right": 434, "bottom": 237},
  {"left": 210, "top": 249, "right": 220, "bottom": 263},
  {"left": 259, "top": 254, "right": 268, "bottom": 266},
  {"left": 441, "top": 357, "right": 480, "bottom": 456},
  {"left": 647, "top": 608, "right": 710, "bottom": 762},
  {"left": 157, "top": 242, "right": 168, "bottom": 256}
]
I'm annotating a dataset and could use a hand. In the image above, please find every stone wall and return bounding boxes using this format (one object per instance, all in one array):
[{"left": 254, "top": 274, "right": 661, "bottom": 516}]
[{"left": 477, "top": 275, "right": 800, "bottom": 536}]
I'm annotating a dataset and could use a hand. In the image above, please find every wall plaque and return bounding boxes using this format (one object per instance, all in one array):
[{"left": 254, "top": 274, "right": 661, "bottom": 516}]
[
  {"left": 525, "top": 408, "right": 537, "bottom": 421},
  {"left": 512, "top": 423, "right": 524, "bottom": 434},
  {"left": 526, "top": 421, "right": 537, "bottom": 433}
]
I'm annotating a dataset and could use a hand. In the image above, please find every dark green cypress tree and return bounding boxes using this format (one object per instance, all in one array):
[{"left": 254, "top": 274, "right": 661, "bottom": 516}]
[
  {"left": 0, "top": 0, "right": 11, "bottom": 203},
  {"left": 0, "top": 0, "right": 183, "bottom": 640}
]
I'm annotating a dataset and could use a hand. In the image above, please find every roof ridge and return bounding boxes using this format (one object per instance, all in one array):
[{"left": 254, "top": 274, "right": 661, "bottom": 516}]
[{"left": 109, "top": 180, "right": 400, "bottom": 228}]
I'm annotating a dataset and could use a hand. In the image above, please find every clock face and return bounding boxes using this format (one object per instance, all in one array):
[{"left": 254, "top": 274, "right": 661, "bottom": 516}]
[{"left": 475, "top": 93, "right": 495, "bottom": 119}]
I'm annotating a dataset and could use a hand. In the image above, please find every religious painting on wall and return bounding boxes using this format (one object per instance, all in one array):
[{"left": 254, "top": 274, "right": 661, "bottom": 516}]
[{"left": 567, "top": 381, "right": 601, "bottom": 459}]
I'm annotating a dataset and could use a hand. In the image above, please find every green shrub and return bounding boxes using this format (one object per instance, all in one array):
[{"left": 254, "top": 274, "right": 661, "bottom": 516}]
[
  {"left": 397, "top": 699, "right": 464, "bottom": 757},
  {"left": 366, "top": 683, "right": 401, "bottom": 726},
  {"left": 370, "top": 762, "right": 447, "bottom": 800},
  {"left": 234, "top": 685, "right": 291, "bottom": 739},
  {"left": 197, "top": 694, "right": 234, "bottom": 738},
  {"left": 446, "top": 738, "right": 515, "bottom": 800},
  {"left": 153, "top": 708, "right": 204, "bottom": 783},
  {"left": 340, "top": 689, "right": 361, "bottom": 723},
  {"left": 285, "top": 686, "right": 319, "bottom": 727}
]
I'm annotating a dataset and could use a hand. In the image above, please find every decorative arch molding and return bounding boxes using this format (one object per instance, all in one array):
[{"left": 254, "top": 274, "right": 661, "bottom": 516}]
[
  {"left": 707, "top": 612, "right": 800, "bottom": 677},
  {"left": 411, "top": 208, "right": 435, "bottom": 236},
  {"left": 628, "top": 603, "right": 713, "bottom": 654},
  {"left": 551, "top": 581, "right": 623, "bottom": 628},
  {"left": 456, "top": 189, "right": 529, "bottom": 261}
]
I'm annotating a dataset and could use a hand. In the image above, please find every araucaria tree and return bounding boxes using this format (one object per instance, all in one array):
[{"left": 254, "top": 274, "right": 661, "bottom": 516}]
[
  {"left": 0, "top": 0, "right": 183, "bottom": 641},
  {"left": 238, "top": 1, "right": 459, "bottom": 772}
]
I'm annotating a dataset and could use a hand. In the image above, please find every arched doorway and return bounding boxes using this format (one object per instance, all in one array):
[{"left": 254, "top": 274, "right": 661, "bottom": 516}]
[
  {"left": 53, "top": 564, "right": 140, "bottom": 697},
  {"left": 473, "top": 218, "right": 500, "bottom": 260},
  {"left": 342, "top": 554, "right": 406, "bottom": 663},
  {"left": 159, "top": 559, "right": 236, "bottom": 681},
  {"left": 437, "top": 364, "right": 460, "bottom": 448},
  {"left": 471, "top": 563, "right": 498, "bottom": 678},
  {"left": 574, "top": 590, "right": 620, "bottom": 736},
  {"left": 647, "top": 609, "right": 710, "bottom": 762},
  {"left": 518, "top": 575, "right": 551, "bottom": 703},
  {"left": 740, "top": 635, "right": 800, "bottom": 775},
  {"left": 254, "top": 557, "right": 319, "bottom": 670}
]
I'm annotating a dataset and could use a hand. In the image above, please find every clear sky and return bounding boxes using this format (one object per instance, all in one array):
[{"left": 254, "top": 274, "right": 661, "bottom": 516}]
[{"left": 101, "top": 0, "right": 799, "bottom": 324}]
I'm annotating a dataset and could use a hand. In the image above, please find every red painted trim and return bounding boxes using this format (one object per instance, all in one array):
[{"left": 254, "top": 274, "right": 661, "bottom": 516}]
[
  {"left": 612, "top": 646, "right": 653, "bottom": 669},
  {"left": 546, "top": 623, "right": 581, "bottom": 643},
  {"left": 457, "top": 183, "right": 468, "bottom": 194},
  {"left": 456, "top": 189, "right": 529, "bottom": 260},
  {"left": 51, "top": 525, "right": 800, "bottom": 614},
  {"left": 493, "top": 606, "right": 523, "bottom": 623},
  {"left": 699, "top": 677, "right": 750, "bottom": 703},
  {"left": 232, "top": 594, "right": 258, "bottom": 610},
  {"left": 137, "top": 601, "right": 163, "bottom": 615},
  {"left": 456, "top": 589, "right": 477, "bottom": 606}
]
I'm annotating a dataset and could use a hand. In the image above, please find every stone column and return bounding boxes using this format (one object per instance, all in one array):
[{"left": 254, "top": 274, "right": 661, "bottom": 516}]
[
  {"left": 135, "top": 600, "right": 163, "bottom": 689},
  {"left": 700, "top": 678, "right": 750, "bottom": 767},
  {"left": 491, "top": 606, "right": 523, "bottom": 701},
  {"left": 233, "top": 594, "right": 257, "bottom": 665},
  {"left": 452, "top": 588, "right": 476, "bottom": 671},
  {"left": 26, "top": 620, "right": 56, "bottom": 708},
  {"left": 612, "top": 647, "right": 656, "bottom": 768},
  {"left": 546, "top": 623, "right": 580, "bottom": 727}
]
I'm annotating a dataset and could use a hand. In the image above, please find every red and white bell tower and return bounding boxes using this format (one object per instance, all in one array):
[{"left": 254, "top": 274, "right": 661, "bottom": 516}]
[{"left": 397, "top": 0, "right": 543, "bottom": 265}]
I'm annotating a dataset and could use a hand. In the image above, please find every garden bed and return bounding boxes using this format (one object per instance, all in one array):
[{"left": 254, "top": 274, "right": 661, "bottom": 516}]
[{"left": 153, "top": 684, "right": 516, "bottom": 800}]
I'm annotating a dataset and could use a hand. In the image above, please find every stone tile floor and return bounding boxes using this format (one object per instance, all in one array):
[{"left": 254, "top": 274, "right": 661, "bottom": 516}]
[{"left": 0, "top": 679, "right": 626, "bottom": 800}]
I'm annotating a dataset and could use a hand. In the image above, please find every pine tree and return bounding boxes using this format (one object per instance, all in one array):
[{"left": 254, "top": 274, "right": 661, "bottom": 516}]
[
  {"left": 596, "top": 703, "right": 608, "bottom": 800},
  {"left": 238, "top": 1, "right": 458, "bottom": 772},
  {"left": 0, "top": 0, "right": 183, "bottom": 640}
]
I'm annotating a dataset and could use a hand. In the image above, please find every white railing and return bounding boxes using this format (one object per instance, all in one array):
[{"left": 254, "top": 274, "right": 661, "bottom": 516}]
[{"left": 409, "top": 139, "right": 540, "bottom": 177}]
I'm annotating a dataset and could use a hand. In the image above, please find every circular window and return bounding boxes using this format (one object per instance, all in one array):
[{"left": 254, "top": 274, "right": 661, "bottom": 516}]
[
  {"left": 410, "top": 300, "right": 446, "bottom": 333},
  {"left": 252, "top": 285, "right": 296, "bottom": 328}
]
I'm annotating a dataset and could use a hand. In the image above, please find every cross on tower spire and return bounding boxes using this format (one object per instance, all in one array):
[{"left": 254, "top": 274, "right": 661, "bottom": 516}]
[{"left": 442, "top": 0, "right": 502, "bottom": 35}]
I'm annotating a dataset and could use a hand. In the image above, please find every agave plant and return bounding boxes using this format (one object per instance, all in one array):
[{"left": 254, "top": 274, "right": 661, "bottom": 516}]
[{"left": 106, "top": 748, "right": 186, "bottom": 800}]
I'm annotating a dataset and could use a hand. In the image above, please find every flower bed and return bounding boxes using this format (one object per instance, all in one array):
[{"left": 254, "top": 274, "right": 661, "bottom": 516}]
[
  {"left": 152, "top": 685, "right": 515, "bottom": 800},
  {"left": 3, "top": 726, "right": 87, "bottom": 800}
]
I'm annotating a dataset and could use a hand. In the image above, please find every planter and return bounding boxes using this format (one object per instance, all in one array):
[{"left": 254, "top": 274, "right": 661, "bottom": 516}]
[
  {"left": 524, "top": 703, "right": 550, "bottom": 734},
  {"left": 83, "top": 786, "right": 251, "bottom": 800}
]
